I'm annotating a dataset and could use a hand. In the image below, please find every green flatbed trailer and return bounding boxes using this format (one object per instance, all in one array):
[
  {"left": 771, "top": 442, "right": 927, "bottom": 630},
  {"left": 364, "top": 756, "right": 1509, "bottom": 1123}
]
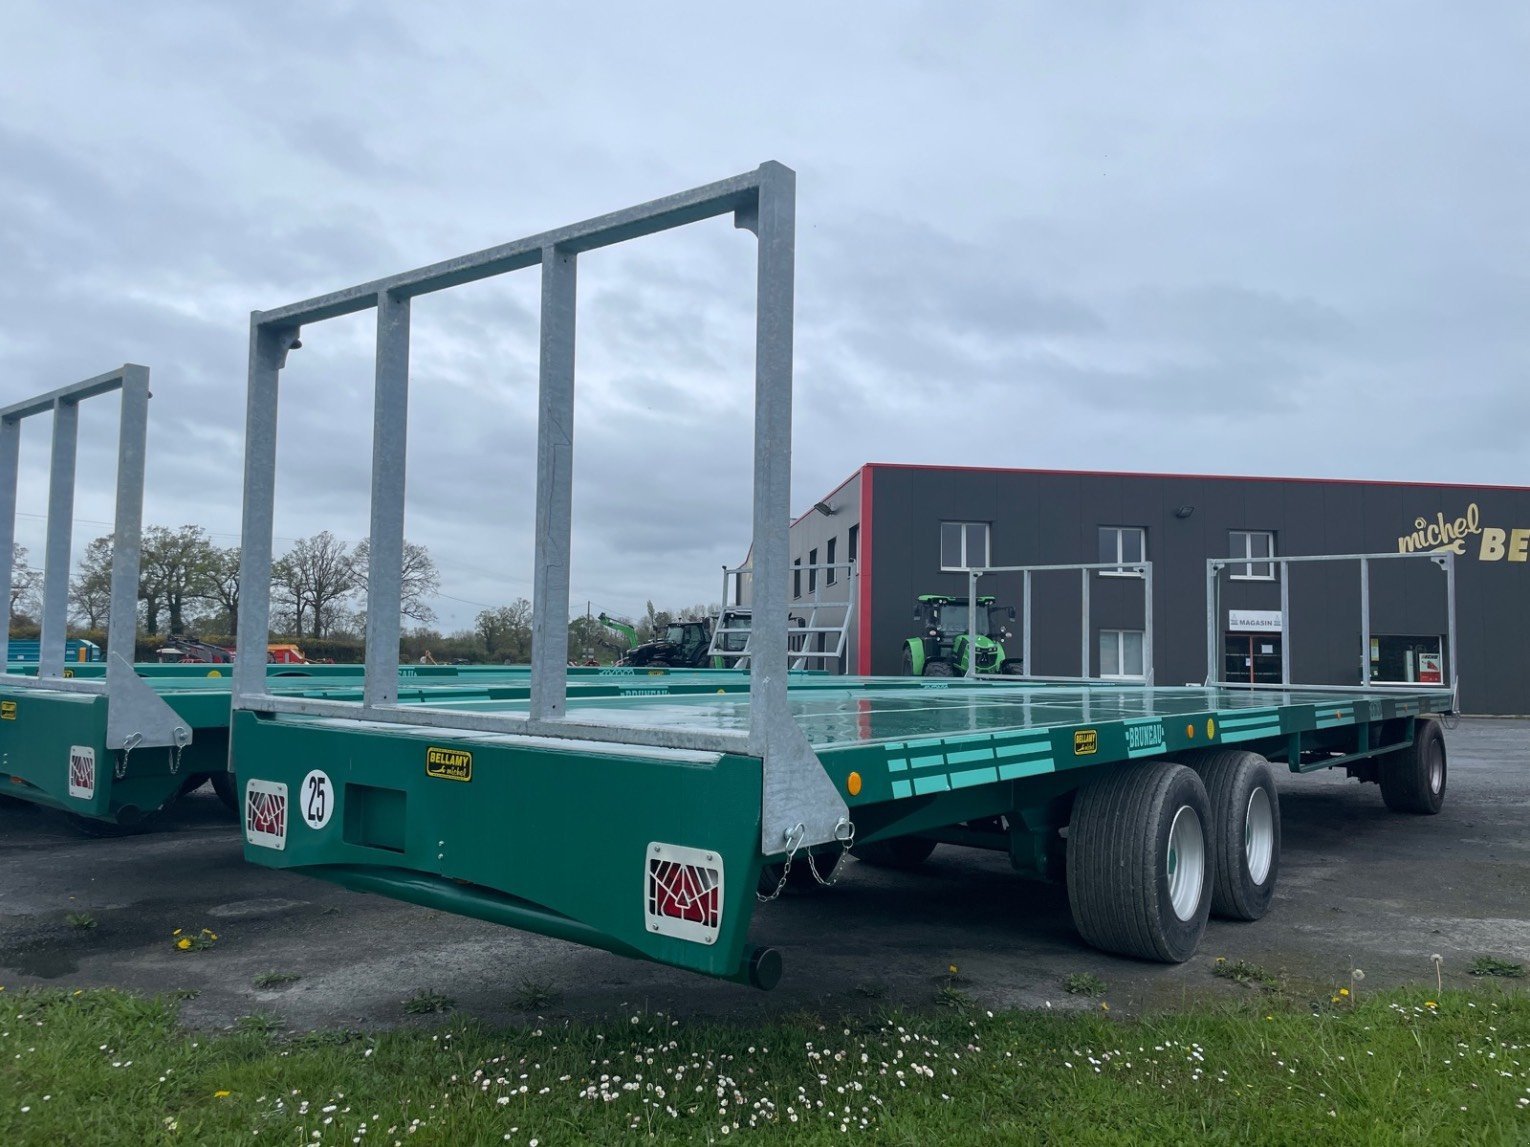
[{"left": 218, "top": 162, "right": 1461, "bottom": 992}]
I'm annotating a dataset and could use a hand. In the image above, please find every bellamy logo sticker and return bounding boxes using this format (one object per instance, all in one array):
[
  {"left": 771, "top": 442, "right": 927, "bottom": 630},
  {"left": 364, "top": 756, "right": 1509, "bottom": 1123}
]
[
  {"left": 426, "top": 747, "right": 473, "bottom": 782},
  {"left": 1073, "top": 729, "right": 1098, "bottom": 756}
]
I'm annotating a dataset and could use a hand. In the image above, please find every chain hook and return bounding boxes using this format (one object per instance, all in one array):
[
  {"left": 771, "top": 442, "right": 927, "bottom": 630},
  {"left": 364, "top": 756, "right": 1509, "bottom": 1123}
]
[
  {"left": 114, "top": 731, "right": 143, "bottom": 781},
  {"left": 167, "top": 726, "right": 190, "bottom": 776},
  {"left": 807, "top": 817, "right": 856, "bottom": 887},
  {"left": 756, "top": 821, "right": 806, "bottom": 904}
]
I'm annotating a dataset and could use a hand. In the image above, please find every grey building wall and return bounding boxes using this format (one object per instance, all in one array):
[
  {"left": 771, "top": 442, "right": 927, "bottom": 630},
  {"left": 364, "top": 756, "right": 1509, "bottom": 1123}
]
[{"left": 798, "top": 464, "right": 1530, "bottom": 714}]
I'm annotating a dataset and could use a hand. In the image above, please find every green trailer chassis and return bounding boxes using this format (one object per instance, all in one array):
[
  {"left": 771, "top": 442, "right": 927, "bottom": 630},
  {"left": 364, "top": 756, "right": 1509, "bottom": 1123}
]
[{"left": 232, "top": 680, "right": 1454, "bottom": 988}]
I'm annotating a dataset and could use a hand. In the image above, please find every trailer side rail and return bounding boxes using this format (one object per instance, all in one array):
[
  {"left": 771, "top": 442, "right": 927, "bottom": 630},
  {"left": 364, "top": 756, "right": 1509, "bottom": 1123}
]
[
  {"left": 0, "top": 367, "right": 188, "bottom": 752},
  {"left": 1205, "top": 550, "right": 1458, "bottom": 709},
  {"left": 232, "top": 162, "right": 849, "bottom": 852},
  {"left": 959, "top": 560, "right": 1154, "bottom": 683}
]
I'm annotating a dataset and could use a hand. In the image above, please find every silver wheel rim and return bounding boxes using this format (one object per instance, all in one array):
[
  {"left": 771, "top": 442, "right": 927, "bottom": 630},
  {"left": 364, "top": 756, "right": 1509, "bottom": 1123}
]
[
  {"left": 1245, "top": 787, "right": 1274, "bottom": 886},
  {"left": 1166, "top": 805, "right": 1206, "bottom": 922},
  {"left": 1427, "top": 741, "right": 1444, "bottom": 795}
]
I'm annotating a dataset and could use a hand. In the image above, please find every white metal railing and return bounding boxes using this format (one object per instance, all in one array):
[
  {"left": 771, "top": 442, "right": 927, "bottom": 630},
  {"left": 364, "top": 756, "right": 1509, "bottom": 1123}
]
[{"left": 710, "top": 561, "right": 855, "bottom": 669}]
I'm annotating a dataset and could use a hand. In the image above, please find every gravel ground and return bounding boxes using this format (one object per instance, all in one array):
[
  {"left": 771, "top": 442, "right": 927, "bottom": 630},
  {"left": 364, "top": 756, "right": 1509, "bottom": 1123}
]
[{"left": 1, "top": 717, "right": 1525, "bottom": 1028}]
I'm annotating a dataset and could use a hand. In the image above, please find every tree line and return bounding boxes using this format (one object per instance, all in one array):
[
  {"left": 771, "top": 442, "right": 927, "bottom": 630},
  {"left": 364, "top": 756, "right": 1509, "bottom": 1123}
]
[
  {"left": 10, "top": 527, "right": 439, "bottom": 642},
  {"left": 9, "top": 531, "right": 715, "bottom": 666}
]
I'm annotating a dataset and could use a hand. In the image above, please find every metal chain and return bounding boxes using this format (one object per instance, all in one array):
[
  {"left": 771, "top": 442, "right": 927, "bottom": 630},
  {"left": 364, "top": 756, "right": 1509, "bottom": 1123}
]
[
  {"left": 167, "top": 727, "right": 190, "bottom": 777},
  {"left": 806, "top": 817, "right": 856, "bottom": 887},
  {"left": 114, "top": 732, "right": 143, "bottom": 781},
  {"left": 756, "top": 822, "right": 806, "bottom": 904}
]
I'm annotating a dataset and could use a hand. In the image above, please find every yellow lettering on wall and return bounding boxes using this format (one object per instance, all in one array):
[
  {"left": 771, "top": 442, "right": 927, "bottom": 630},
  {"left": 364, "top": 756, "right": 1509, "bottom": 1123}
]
[
  {"left": 1510, "top": 529, "right": 1530, "bottom": 562},
  {"left": 1481, "top": 528, "right": 1506, "bottom": 561}
]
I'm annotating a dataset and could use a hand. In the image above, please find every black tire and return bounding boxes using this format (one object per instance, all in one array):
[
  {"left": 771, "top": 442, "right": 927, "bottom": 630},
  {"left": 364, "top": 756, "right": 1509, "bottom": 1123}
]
[
  {"left": 901, "top": 648, "right": 916, "bottom": 676},
  {"left": 1177, "top": 749, "right": 1280, "bottom": 921},
  {"left": 852, "top": 835, "right": 938, "bottom": 869},
  {"left": 1379, "top": 718, "right": 1447, "bottom": 814},
  {"left": 1066, "top": 762, "right": 1213, "bottom": 963},
  {"left": 757, "top": 848, "right": 843, "bottom": 896},
  {"left": 210, "top": 772, "right": 240, "bottom": 815},
  {"left": 648, "top": 659, "right": 670, "bottom": 669},
  {"left": 1000, "top": 659, "right": 1025, "bottom": 676},
  {"left": 923, "top": 660, "right": 956, "bottom": 678}
]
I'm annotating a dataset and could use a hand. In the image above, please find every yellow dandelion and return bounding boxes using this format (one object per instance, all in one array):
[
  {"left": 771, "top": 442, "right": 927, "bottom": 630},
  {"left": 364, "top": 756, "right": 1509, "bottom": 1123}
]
[
  {"left": 1264, "top": 1015, "right": 1273, "bottom": 1021},
  {"left": 947, "top": 964, "right": 959, "bottom": 975},
  {"left": 214, "top": 1090, "right": 230, "bottom": 1099},
  {"left": 176, "top": 937, "right": 192, "bottom": 951},
  {"left": 1100, "top": 1002, "right": 1110, "bottom": 1012},
  {"left": 1425, "top": 1001, "right": 1437, "bottom": 1009},
  {"left": 1339, "top": 988, "right": 1349, "bottom": 997}
]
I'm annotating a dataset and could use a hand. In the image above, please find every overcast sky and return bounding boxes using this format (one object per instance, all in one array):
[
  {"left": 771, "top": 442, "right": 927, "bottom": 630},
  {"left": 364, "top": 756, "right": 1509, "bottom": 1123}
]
[{"left": 1, "top": 2, "right": 1525, "bottom": 632}]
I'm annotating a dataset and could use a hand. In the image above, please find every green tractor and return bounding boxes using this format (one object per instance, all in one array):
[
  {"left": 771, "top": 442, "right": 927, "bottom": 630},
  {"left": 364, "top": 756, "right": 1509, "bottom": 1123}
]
[{"left": 901, "top": 594, "right": 1021, "bottom": 677}]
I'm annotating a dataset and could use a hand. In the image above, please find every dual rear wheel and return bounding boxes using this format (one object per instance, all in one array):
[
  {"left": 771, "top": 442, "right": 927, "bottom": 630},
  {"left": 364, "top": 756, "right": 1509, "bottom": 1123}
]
[{"left": 1066, "top": 750, "right": 1281, "bottom": 963}]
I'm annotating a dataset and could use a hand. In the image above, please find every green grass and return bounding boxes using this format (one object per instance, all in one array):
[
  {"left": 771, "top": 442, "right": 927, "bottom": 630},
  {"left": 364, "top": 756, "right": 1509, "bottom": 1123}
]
[
  {"left": 401, "top": 989, "right": 455, "bottom": 1016},
  {"left": 0, "top": 985, "right": 1526, "bottom": 1144},
  {"left": 509, "top": 981, "right": 561, "bottom": 1011},
  {"left": 64, "top": 912, "right": 96, "bottom": 930},
  {"left": 1471, "top": 956, "right": 1525, "bottom": 980},
  {"left": 1063, "top": 972, "right": 1108, "bottom": 997},
  {"left": 1211, "top": 957, "right": 1279, "bottom": 990}
]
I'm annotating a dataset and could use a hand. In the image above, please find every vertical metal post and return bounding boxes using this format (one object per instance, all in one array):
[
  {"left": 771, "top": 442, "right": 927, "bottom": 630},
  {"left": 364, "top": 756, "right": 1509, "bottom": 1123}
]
[
  {"left": 1204, "top": 562, "right": 1219, "bottom": 686},
  {"left": 1444, "top": 552, "right": 1459, "bottom": 700},
  {"left": 1142, "top": 562, "right": 1154, "bottom": 684},
  {"left": 106, "top": 367, "right": 151, "bottom": 674},
  {"left": 1021, "top": 569, "right": 1031, "bottom": 679},
  {"left": 965, "top": 569, "right": 978, "bottom": 679},
  {"left": 38, "top": 398, "right": 79, "bottom": 679},
  {"left": 746, "top": 166, "right": 795, "bottom": 757},
  {"left": 234, "top": 321, "right": 296, "bottom": 702},
  {"left": 530, "top": 246, "right": 578, "bottom": 721},
  {"left": 1079, "top": 567, "right": 1090, "bottom": 678},
  {"left": 1279, "top": 558, "right": 1291, "bottom": 686},
  {"left": 0, "top": 415, "right": 19, "bottom": 669},
  {"left": 1359, "top": 557, "right": 1371, "bottom": 687},
  {"left": 363, "top": 291, "right": 412, "bottom": 709}
]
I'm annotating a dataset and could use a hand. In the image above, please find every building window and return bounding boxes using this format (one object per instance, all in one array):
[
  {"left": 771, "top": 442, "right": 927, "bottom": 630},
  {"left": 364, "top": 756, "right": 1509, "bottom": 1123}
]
[
  {"left": 1230, "top": 530, "right": 1276, "bottom": 580},
  {"left": 793, "top": 558, "right": 801, "bottom": 599},
  {"left": 1099, "top": 629, "right": 1146, "bottom": 678},
  {"left": 847, "top": 524, "right": 859, "bottom": 564},
  {"left": 826, "top": 537, "right": 837, "bottom": 585},
  {"left": 808, "top": 548, "right": 818, "bottom": 594},
  {"left": 1098, "top": 526, "right": 1146, "bottom": 576},
  {"left": 940, "top": 521, "right": 989, "bottom": 571}
]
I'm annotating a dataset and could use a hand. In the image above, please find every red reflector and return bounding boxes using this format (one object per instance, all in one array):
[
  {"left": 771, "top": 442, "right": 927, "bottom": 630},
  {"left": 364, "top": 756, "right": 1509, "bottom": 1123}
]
[{"left": 648, "top": 858, "right": 720, "bottom": 928}]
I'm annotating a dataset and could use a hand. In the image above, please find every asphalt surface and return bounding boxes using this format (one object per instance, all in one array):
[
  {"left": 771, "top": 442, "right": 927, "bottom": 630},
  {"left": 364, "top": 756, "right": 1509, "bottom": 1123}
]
[{"left": 2, "top": 718, "right": 1526, "bottom": 1030}]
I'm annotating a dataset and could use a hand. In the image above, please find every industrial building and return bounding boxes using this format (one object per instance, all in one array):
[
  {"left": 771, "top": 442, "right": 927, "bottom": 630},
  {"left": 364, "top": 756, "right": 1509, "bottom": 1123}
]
[{"left": 784, "top": 464, "right": 1530, "bottom": 714}]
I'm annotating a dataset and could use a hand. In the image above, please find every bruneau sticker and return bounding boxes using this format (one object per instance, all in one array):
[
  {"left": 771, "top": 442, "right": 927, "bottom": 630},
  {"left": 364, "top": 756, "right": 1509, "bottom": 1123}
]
[{"left": 426, "top": 747, "right": 473, "bottom": 782}]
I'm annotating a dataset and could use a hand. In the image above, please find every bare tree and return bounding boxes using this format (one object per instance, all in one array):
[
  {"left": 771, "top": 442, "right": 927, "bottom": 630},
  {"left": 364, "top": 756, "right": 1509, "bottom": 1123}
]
[
  {"left": 10, "top": 544, "right": 40, "bottom": 625},
  {"left": 350, "top": 537, "right": 441, "bottom": 625},
  {"left": 203, "top": 546, "right": 241, "bottom": 635},
  {"left": 271, "top": 531, "right": 360, "bottom": 640},
  {"left": 68, "top": 535, "right": 114, "bottom": 629}
]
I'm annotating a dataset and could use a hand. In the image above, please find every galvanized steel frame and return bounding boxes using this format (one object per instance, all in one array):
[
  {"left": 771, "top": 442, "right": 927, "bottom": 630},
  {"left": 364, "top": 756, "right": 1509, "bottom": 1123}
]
[
  {"left": 710, "top": 560, "right": 857, "bottom": 669},
  {"left": 232, "top": 162, "right": 849, "bottom": 851},
  {"left": 1204, "top": 550, "right": 1459, "bottom": 706},
  {"left": 0, "top": 366, "right": 189, "bottom": 751},
  {"left": 962, "top": 561, "right": 1154, "bottom": 683}
]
